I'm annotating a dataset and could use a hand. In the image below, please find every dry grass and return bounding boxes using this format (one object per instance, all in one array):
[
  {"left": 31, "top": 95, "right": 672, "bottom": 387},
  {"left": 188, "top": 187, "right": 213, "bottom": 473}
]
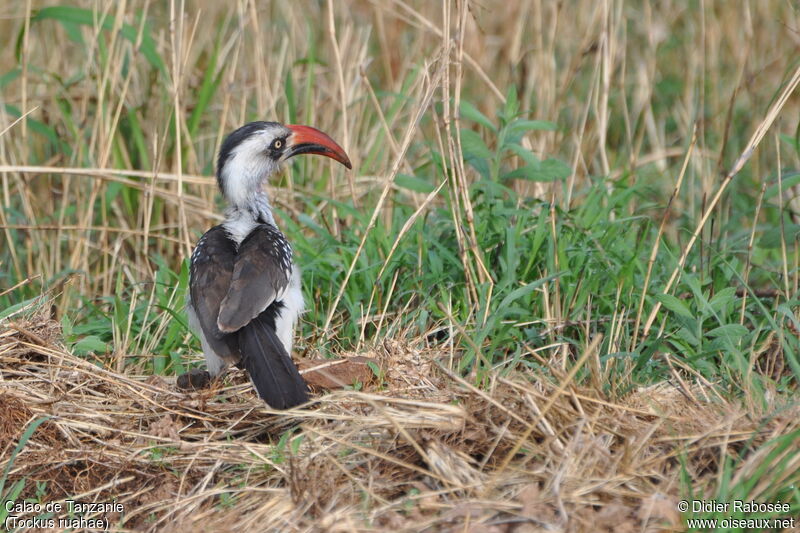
[
  {"left": 1, "top": 311, "right": 797, "bottom": 531},
  {"left": 1, "top": 1, "right": 800, "bottom": 531}
]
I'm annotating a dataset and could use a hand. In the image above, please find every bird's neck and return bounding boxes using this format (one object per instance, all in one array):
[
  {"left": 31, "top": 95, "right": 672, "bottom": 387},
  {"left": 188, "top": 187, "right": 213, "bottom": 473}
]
[{"left": 223, "top": 191, "right": 276, "bottom": 245}]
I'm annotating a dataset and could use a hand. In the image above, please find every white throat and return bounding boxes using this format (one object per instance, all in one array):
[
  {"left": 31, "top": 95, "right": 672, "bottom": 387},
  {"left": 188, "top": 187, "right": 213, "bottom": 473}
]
[
  {"left": 223, "top": 192, "right": 276, "bottom": 245},
  {"left": 218, "top": 131, "right": 284, "bottom": 245}
]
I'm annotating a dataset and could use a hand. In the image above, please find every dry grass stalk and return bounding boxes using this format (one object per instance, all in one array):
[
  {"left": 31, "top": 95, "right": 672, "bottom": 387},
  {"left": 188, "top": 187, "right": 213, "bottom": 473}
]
[{"left": 0, "top": 314, "right": 795, "bottom": 531}]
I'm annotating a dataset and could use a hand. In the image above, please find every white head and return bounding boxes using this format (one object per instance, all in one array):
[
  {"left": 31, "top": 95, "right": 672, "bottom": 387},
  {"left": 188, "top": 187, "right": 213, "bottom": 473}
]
[{"left": 216, "top": 121, "right": 351, "bottom": 210}]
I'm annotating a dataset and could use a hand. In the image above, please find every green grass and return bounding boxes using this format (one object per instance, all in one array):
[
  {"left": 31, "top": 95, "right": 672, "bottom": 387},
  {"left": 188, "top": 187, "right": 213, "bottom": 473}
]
[{"left": 0, "top": 416, "right": 51, "bottom": 524}]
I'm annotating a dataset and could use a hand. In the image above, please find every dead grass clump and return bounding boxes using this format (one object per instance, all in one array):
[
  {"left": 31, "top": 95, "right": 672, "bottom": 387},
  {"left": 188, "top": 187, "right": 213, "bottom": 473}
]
[
  {"left": 0, "top": 393, "right": 37, "bottom": 449},
  {"left": 0, "top": 316, "right": 795, "bottom": 531}
]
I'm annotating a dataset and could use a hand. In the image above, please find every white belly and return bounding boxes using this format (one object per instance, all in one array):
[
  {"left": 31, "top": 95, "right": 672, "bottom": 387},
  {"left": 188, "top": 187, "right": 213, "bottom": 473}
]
[{"left": 274, "top": 264, "right": 304, "bottom": 354}]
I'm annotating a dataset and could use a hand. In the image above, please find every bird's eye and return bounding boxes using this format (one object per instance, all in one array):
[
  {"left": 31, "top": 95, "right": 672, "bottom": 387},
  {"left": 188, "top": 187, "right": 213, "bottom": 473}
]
[{"left": 272, "top": 139, "right": 283, "bottom": 150}]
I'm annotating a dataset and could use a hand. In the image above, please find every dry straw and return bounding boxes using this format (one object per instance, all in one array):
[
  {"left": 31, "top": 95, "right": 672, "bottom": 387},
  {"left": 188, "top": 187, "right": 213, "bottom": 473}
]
[
  {"left": 1, "top": 0, "right": 799, "bottom": 531},
  {"left": 1, "top": 310, "right": 796, "bottom": 530}
]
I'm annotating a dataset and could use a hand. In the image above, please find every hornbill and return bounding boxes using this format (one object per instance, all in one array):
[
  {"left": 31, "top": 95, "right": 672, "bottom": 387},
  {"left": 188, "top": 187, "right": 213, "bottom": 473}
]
[{"left": 184, "top": 121, "right": 351, "bottom": 409}]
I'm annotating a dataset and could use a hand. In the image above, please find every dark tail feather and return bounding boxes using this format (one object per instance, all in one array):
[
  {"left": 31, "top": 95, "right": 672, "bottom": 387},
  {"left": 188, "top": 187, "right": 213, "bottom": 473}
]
[{"left": 238, "top": 314, "right": 308, "bottom": 409}]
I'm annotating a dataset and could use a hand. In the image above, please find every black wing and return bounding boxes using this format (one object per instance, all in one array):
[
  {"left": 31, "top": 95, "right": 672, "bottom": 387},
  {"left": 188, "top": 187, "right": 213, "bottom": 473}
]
[
  {"left": 216, "top": 224, "right": 293, "bottom": 333},
  {"left": 189, "top": 225, "right": 240, "bottom": 361}
]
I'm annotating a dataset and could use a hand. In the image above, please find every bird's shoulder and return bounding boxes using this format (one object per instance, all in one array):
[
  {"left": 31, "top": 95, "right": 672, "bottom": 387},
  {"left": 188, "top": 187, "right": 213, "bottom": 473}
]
[
  {"left": 238, "top": 224, "right": 293, "bottom": 270},
  {"left": 191, "top": 225, "right": 237, "bottom": 268}
]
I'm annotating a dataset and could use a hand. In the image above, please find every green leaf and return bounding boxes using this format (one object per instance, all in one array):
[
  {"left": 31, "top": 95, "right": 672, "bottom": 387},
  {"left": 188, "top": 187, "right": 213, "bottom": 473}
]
[
  {"left": 459, "top": 100, "right": 496, "bottom": 131},
  {"left": 291, "top": 434, "right": 305, "bottom": 454},
  {"left": 61, "top": 20, "right": 84, "bottom": 44},
  {"left": 501, "top": 166, "right": 543, "bottom": 181},
  {"left": 124, "top": 109, "right": 150, "bottom": 168},
  {"left": 540, "top": 158, "right": 572, "bottom": 179},
  {"left": 0, "top": 417, "right": 51, "bottom": 499},
  {"left": 656, "top": 293, "right": 694, "bottom": 320},
  {"left": 497, "top": 281, "right": 540, "bottom": 311},
  {"left": 709, "top": 287, "right": 737, "bottom": 314},
  {"left": 502, "top": 85, "right": 519, "bottom": 122},
  {"left": 4, "top": 104, "right": 73, "bottom": 155},
  {"left": 72, "top": 335, "right": 110, "bottom": 355},
  {"left": 285, "top": 69, "right": 296, "bottom": 124},
  {"left": 759, "top": 224, "right": 800, "bottom": 248},
  {"left": 366, "top": 360, "right": 382, "bottom": 378},
  {"left": 188, "top": 32, "right": 225, "bottom": 138},
  {"left": 501, "top": 165, "right": 551, "bottom": 182},
  {"left": 0, "top": 67, "right": 20, "bottom": 89},
  {"left": 396, "top": 174, "right": 436, "bottom": 194},
  {"left": 777, "top": 303, "right": 800, "bottom": 333},
  {"left": 506, "top": 142, "right": 540, "bottom": 166},
  {"left": 0, "top": 479, "right": 25, "bottom": 523},
  {"left": 293, "top": 213, "right": 334, "bottom": 241},
  {"left": 764, "top": 171, "right": 800, "bottom": 199},
  {"left": 0, "top": 296, "right": 40, "bottom": 321},
  {"left": 779, "top": 132, "right": 799, "bottom": 154},
  {"left": 460, "top": 129, "right": 492, "bottom": 160},
  {"left": 507, "top": 119, "right": 557, "bottom": 136},
  {"left": 706, "top": 324, "right": 748, "bottom": 340},
  {"left": 674, "top": 326, "right": 700, "bottom": 347},
  {"left": 501, "top": 158, "right": 571, "bottom": 182}
]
